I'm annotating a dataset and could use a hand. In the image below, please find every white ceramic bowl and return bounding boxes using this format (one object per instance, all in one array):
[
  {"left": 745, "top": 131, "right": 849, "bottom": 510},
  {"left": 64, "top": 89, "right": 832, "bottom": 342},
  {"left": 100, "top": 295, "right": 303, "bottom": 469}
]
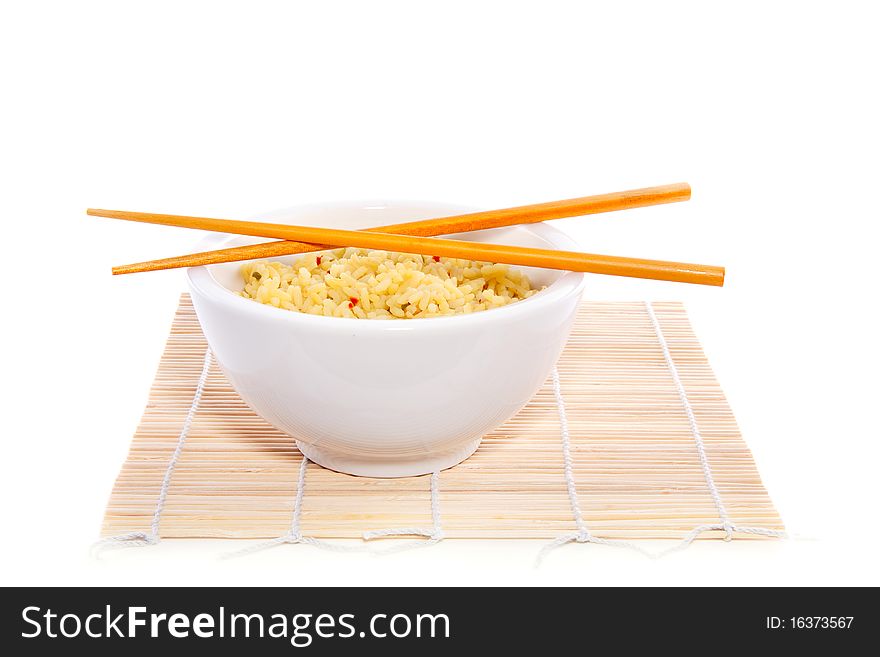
[{"left": 187, "top": 201, "right": 586, "bottom": 477}]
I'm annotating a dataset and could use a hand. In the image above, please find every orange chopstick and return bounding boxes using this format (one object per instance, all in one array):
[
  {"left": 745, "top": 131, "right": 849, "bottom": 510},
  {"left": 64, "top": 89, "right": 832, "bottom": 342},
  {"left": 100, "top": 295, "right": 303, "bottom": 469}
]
[
  {"left": 90, "top": 204, "right": 724, "bottom": 286},
  {"left": 100, "top": 183, "right": 690, "bottom": 274}
]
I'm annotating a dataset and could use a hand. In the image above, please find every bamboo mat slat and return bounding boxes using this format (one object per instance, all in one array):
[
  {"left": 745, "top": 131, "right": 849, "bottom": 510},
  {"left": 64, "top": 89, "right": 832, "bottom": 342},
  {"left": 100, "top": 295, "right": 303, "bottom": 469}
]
[{"left": 101, "top": 295, "right": 783, "bottom": 541}]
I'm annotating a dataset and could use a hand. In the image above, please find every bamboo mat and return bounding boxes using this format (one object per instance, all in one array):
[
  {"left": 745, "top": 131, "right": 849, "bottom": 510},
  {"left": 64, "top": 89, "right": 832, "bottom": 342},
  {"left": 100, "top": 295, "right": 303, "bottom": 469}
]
[{"left": 101, "top": 295, "right": 783, "bottom": 542}]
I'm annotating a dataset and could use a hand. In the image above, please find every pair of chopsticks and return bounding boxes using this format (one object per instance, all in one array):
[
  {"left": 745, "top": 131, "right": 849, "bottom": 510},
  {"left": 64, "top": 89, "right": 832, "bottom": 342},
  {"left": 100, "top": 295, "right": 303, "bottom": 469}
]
[{"left": 89, "top": 182, "right": 724, "bottom": 286}]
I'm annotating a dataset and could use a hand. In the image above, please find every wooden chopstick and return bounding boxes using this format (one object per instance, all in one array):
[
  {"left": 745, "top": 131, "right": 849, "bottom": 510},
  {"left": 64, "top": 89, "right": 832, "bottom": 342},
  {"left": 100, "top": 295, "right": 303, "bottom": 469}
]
[
  {"left": 90, "top": 206, "right": 725, "bottom": 287},
  {"left": 99, "top": 183, "right": 691, "bottom": 274}
]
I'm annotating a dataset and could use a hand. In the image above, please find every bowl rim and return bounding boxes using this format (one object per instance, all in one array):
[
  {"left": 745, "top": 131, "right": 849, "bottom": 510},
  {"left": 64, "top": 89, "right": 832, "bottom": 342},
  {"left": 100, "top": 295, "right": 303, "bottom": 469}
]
[{"left": 186, "top": 200, "right": 587, "bottom": 332}]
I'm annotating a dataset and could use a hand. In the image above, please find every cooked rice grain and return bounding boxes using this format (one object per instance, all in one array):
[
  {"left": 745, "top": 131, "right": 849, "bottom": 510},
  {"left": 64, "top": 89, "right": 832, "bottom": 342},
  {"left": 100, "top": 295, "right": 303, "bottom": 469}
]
[{"left": 240, "top": 248, "right": 543, "bottom": 319}]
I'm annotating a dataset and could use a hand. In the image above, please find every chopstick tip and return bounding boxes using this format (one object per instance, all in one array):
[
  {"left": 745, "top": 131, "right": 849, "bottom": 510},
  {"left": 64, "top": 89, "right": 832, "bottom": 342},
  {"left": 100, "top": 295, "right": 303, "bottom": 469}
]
[{"left": 111, "top": 264, "right": 139, "bottom": 276}]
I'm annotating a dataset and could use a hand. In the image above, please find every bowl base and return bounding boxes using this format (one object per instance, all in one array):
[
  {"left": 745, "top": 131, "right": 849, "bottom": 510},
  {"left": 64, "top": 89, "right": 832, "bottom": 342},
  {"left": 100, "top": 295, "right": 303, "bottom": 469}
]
[{"left": 295, "top": 438, "right": 482, "bottom": 478}]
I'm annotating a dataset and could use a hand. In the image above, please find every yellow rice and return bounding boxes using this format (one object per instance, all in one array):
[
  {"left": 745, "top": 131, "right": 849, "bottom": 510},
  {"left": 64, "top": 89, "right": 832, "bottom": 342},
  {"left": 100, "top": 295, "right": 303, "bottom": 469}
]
[{"left": 240, "top": 248, "right": 542, "bottom": 319}]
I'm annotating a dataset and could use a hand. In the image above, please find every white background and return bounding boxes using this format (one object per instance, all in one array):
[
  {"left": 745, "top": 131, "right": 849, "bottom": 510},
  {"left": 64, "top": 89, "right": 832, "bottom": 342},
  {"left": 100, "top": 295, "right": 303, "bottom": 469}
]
[{"left": 1, "top": 1, "right": 878, "bottom": 586}]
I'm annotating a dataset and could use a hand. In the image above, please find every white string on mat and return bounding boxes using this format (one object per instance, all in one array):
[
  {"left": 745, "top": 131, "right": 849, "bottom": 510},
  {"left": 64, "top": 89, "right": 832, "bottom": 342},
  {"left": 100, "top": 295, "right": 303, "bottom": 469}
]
[
  {"left": 536, "top": 368, "right": 653, "bottom": 565},
  {"left": 537, "top": 302, "right": 785, "bottom": 565},
  {"left": 92, "top": 348, "right": 214, "bottom": 556},
  {"left": 223, "top": 459, "right": 444, "bottom": 559},
  {"left": 642, "top": 302, "right": 785, "bottom": 552},
  {"left": 222, "top": 457, "right": 372, "bottom": 559},
  {"left": 646, "top": 302, "right": 734, "bottom": 539},
  {"left": 362, "top": 470, "right": 445, "bottom": 553}
]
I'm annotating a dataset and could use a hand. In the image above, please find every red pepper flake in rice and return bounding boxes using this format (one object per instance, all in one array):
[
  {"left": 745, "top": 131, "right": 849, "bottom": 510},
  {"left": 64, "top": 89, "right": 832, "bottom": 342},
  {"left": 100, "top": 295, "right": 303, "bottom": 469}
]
[
  {"left": 349, "top": 297, "right": 359, "bottom": 306},
  {"left": 316, "top": 256, "right": 322, "bottom": 266},
  {"left": 432, "top": 255, "right": 441, "bottom": 262}
]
